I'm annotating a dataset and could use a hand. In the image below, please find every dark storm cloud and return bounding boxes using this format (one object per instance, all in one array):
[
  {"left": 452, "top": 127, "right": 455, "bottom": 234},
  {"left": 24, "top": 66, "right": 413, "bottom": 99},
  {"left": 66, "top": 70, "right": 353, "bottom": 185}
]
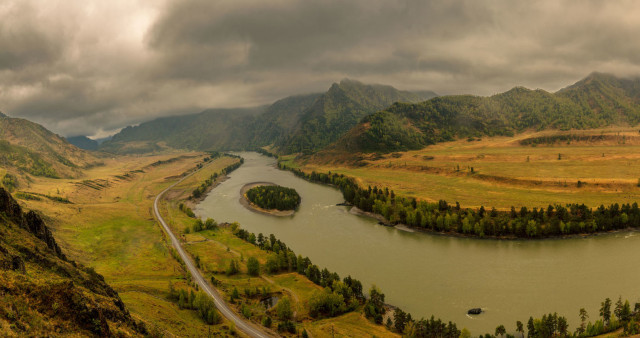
[{"left": 1, "top": 0, "right": 640, "bottom": 138}]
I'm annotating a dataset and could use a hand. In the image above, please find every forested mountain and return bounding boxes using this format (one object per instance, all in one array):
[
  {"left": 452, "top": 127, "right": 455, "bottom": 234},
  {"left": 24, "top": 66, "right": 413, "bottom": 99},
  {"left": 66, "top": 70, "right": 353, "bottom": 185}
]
[
  {"left": 66, "top": 136, "right": 99, "bottom": 150},
  {"left": 0, "top": 114, "right": 99, "bottom": 178},
  {"left": 100, "top": 80, "right": 436, "bottom": 154},
  {"left": 277, "top": 79, "right": 437, "bottom": 154},
  {"left": 325, "top": 72, "right": 640, "bottom": 153},
  {"left": 0, "top": 188, "right": 146, "bottom": 336}
]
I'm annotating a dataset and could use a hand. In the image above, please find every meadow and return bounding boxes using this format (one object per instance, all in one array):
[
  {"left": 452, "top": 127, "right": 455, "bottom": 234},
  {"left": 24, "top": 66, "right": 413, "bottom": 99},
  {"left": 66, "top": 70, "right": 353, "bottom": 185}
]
[{"left": 295, "top": 128, "right": 640, "bottom": 210}]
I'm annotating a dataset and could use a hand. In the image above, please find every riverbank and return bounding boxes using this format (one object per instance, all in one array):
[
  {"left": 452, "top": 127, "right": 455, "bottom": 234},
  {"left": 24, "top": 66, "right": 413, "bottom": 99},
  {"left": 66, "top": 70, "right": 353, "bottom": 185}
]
[{"left": 240, "top": 182, "right": 295, "bottom": 217}]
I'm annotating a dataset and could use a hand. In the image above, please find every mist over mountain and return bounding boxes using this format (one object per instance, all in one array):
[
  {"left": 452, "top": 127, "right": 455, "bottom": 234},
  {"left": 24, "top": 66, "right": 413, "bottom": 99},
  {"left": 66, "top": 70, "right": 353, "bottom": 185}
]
[{"left": 101, "top": 79, "right": 436, "bottom": 154}]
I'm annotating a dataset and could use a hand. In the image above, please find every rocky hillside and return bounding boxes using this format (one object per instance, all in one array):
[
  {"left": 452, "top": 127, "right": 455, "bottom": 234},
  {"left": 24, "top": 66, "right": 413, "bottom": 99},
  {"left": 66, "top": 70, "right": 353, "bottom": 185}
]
[{"left": 0, "top": 188, "right": 146, "bottom": 336}]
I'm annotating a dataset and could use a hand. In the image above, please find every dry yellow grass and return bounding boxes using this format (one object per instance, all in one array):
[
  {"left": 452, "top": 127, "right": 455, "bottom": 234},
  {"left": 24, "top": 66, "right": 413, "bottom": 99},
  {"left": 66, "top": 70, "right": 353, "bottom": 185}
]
[{"left": 299, "top": 128, "right": 640, "bottom": 209}]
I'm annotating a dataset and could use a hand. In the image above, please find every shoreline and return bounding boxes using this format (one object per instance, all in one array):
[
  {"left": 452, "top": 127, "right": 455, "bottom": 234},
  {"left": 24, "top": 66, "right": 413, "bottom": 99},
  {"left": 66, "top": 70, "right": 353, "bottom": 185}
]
[
  {"left": 239, "top": 182, "right": 296, "bottom": 217},
  {"left": 346, "top": 205, "right": 640, "bottom": 241}
]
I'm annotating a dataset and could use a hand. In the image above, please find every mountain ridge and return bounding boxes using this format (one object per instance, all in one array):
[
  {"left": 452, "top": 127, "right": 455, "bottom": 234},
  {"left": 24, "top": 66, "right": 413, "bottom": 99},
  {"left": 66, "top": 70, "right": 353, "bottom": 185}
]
[{"left": 318, "top": 72, "right": 640, "bottom": 155}]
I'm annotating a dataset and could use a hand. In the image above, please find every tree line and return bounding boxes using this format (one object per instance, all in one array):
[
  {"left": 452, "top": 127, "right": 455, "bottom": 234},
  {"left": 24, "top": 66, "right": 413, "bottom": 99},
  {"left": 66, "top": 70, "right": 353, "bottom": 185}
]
[
  {"left": 246, "top": 185, "right": 301, "bottom": 211},
  {"left": 191, "top": 154, "right": 243, "bottom": 199},
  {"left": 279, "top": 164, "right": 640, "bottom": 239},
  {"left": 230, "top": 223, "right": 463, "bottom": 337}
]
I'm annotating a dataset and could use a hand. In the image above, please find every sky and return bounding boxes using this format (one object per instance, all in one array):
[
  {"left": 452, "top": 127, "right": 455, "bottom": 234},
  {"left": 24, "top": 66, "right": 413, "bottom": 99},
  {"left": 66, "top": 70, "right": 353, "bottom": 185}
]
[{"left": 2, "top": 0, "right": 640, "bottom": 138}]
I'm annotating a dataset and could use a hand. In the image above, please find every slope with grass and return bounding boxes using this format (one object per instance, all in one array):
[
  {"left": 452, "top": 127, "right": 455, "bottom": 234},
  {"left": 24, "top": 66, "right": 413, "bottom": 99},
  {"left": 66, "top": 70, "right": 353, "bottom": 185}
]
[
  {"left": 0, "top": 188, "right": 146, "bottom": 336},
  {"left": 323, "top": 72, "right": 640, "bottom": 155},
  {"left": 0, "top": 114, "right": 99, "bottom": 179}
]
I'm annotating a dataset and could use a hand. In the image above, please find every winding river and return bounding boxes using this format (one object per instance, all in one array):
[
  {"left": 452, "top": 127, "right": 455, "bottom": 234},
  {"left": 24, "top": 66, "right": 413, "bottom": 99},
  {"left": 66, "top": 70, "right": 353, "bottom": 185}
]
[{"left": 196, "top": 152, "right": 640, "bottom": 334}]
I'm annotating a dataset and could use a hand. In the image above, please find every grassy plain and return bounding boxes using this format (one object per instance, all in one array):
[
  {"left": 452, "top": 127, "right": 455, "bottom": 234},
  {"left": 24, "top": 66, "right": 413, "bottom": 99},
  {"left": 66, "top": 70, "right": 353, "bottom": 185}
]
[{"left": 296, "top": 128, "right": 640, "bottom": 210}]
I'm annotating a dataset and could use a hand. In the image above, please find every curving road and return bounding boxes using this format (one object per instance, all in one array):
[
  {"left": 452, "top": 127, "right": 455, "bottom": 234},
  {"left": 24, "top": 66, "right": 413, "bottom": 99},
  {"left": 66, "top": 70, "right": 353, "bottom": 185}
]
[{"left": 153, "top": 167, "right": 270, "bottom": 338}]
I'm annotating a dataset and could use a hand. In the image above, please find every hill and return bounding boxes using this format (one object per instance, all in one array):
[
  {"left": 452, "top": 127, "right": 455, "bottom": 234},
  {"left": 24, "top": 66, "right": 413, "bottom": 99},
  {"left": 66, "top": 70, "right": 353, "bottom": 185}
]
[
  {"left": 0, "top": 115, "right": 100, "bottom": 179},
  {"left": 66, "top": 136, "right": 99, "bottom": 150},
  {"left": 101, "top": 80, "right": 436, "bottom": 154},
  {"left": 322, "top": 72, "right": 640, "bottom": 154},
  {"left": 0, "top": 187, "right": 146, "bottom": 336},
  {"left": 100, "top": 107, "right": 267, "bottom": 154},
  {"left": 277, "top": 79, "right": 437, "bottom": 154}
]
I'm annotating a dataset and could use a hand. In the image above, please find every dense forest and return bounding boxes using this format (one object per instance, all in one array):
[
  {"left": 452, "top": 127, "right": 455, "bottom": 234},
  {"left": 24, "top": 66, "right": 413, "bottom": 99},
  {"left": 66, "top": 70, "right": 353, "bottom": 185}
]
[{"left": 245, "top": 185, "right": 301, "bottom": 211}]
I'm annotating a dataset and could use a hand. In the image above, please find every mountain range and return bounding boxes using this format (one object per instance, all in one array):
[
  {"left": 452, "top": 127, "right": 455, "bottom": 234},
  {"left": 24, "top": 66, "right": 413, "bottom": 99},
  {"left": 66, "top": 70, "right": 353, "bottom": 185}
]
[{"left": 99, "top": 79, "right": 437, "bottom": 154}]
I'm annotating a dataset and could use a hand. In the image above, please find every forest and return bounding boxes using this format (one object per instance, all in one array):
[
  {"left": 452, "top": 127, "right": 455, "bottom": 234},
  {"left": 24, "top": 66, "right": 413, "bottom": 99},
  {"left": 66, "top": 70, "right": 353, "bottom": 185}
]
[{"left": 245, "top": 185, "right": 301, "bottom": 211}]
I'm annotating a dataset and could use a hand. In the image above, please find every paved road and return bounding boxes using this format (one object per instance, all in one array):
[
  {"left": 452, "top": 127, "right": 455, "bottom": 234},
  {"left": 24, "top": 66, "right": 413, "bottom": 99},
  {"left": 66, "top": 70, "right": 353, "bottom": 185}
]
[{"left": 153, "top": 168, "right": 270, "bottom": 338}]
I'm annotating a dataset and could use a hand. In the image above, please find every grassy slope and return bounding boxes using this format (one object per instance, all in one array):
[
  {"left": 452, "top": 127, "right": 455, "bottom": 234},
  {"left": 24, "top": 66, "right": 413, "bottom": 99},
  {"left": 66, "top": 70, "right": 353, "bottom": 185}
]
[
  {"left": 14, "top": 153, "right": 239, "bottom": 336},
  {"left": 296, "top": 128, "right": 640, "bottom": 210}
]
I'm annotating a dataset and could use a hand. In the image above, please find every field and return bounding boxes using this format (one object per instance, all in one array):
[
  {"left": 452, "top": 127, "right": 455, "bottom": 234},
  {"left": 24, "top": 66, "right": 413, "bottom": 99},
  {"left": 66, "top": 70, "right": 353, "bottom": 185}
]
[{"left": 294, "top": 128, "right": 640, "bottom": 210}]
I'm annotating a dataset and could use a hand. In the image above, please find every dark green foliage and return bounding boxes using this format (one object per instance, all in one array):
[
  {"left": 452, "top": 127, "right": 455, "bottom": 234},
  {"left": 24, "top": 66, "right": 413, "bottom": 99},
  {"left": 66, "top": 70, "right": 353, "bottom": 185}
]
[
  {"left": 246, "top": 185, "right": 301, "bottom": 211},
  {"left": 170, "top": 288, "right": 221, "bottom": 325},
  {"left": 1, "top": 173, "right": 17, "bottom": 192},
  {"left": 308, "top": 289, "right": 347, "bottom": 318},
  {"left": 277, "top": 320, "right": 296, "bottom": 333},
  {"left": 364, "top": 285, "right": 385, "bottom": 324},
  {"left": 226, "top": 260, "right": 239, "bottom": 276},
  {"left": 246, "top": 256, "right": 260, "bottom": 276},
  {"left": 261, "top": 316, "right": 272, "bottom": 328},
  {"left": 276, "top": 297, "right": 293, "bottom": 321}
]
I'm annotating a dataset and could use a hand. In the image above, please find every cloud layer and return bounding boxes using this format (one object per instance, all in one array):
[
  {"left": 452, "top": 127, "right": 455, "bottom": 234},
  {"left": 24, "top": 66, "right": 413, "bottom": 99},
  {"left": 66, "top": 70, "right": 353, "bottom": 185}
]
[{"left": 2, "top": 0, "right": 640, "bottom": 137}]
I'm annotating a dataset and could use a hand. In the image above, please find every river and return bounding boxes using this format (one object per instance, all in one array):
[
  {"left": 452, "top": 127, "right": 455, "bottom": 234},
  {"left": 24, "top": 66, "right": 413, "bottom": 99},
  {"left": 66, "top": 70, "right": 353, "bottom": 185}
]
[{"left": 196, "top": 152, "right": 640, "bottom": 334}]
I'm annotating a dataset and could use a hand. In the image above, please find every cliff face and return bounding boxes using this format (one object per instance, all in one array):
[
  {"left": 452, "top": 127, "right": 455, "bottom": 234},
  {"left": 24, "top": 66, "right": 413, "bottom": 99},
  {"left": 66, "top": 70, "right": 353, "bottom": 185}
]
[{"left": 0, "top": 187, "right": 146, "bottom": 336}]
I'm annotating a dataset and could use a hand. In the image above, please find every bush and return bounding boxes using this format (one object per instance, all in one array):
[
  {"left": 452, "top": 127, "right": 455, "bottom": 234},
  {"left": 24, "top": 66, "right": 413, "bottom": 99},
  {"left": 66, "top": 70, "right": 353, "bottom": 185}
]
[{"left": 247, "top": 257, "right": 260, "bottom": 276}]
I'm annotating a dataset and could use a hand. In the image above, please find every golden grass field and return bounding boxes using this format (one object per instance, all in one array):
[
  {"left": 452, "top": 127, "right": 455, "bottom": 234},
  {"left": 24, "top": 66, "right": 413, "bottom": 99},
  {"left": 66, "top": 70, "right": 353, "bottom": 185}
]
[
  {"left": 10, "top": 151, "right": 395, "bottom": 337},
  {"left": 291, "top": 127, "right": 640, "bottom": 210}
]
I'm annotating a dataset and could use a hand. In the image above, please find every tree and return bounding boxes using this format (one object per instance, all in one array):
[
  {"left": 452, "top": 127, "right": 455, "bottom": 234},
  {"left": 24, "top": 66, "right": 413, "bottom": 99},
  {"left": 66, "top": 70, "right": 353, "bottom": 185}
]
[
  {"left": 226, "top": 259, "right": 239, "bottom": 275},
  {"left": 615, "top": 296, "right": 624, "bottom": 321},
  {"left": 276, "top": 297, "right": 293, "bottom": 321},
  {"left": 495, "top": 325, "right": 506, "bottom": 337},
  {"left": 247, "top": 257, "right": 260, "bottom": 276},
  {"left": 557, "top": 316, "right": 568, "bottom": 336},
  {"left": 204, "top": 218, "right": 217, "bottom": 230},
  {"left": 364, "top": 285, "right": 386, "bottom": 324},
  {"left": 394, "top": 308, "right": 408, "bottom": 332},
  {"left": 600, "top": 298, "right": 612, "bottom": 325},
  {"left": 577, "top": 308, "right": 588, "bottom": 335},
  {"left": 516, "top": 320, "right": 524, "bottom": 337},
  {"left": 527, "top": 317, "right": 535, "bottom": 338}
]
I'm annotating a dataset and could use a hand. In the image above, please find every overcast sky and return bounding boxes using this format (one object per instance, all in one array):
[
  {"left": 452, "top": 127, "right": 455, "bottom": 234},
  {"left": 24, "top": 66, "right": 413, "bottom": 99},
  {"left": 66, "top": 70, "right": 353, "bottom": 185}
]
[{"left": 2, "top": 0, "right": 640, "bottom": 138}]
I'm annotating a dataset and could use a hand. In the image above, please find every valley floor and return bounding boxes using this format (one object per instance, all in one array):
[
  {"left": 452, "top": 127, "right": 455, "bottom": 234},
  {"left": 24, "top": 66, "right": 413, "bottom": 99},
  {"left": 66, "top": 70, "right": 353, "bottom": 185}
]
[{"left": 13, "top": 152, "right": 395, "bottom": 337}]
